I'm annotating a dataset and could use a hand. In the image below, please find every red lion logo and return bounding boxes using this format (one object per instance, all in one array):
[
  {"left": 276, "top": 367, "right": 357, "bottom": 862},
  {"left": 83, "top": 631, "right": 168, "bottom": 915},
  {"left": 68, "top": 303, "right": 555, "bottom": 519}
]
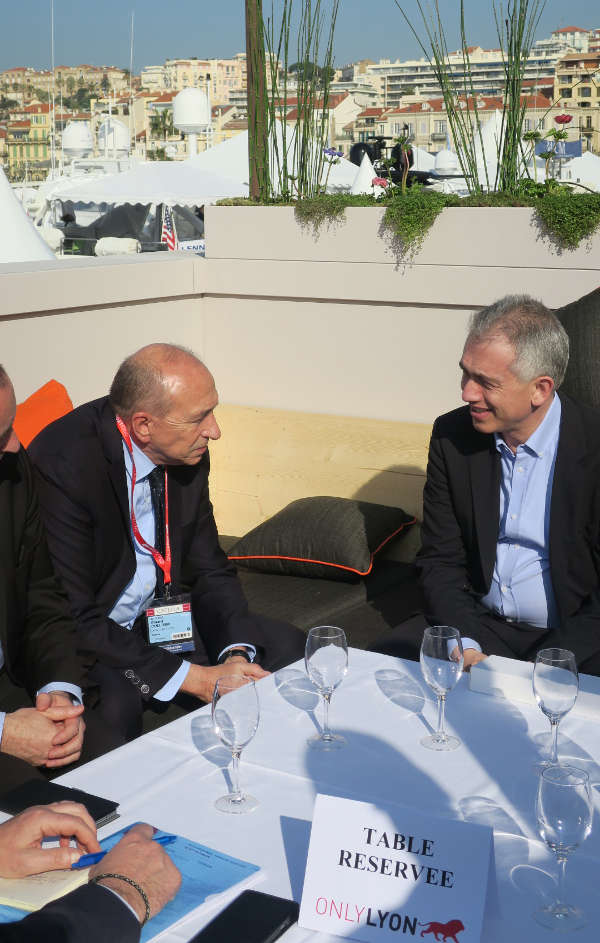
[{"left": 419, "top": 919, "right": 465, "bottom": 943}]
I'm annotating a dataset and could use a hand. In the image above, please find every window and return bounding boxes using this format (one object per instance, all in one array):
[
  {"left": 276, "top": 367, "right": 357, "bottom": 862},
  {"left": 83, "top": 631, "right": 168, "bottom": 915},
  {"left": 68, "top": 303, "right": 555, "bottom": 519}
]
[
  {"left": 579, "top": 86, "right": 591, "bottom": 97},
  {"left": 537, "top": 118, "right": 545, "bottom": 130},
  {"left": 584, "top": 116, "right": 592, "bottom": 129},
  {"left": 523, "top": 118, "right": 531, "bottom": 131},
  {"left": 434, "top": 120, "right": 446, "bottom": 134},
  {"left": 419, "top": 120, "right": 427, "bottom": 134},
  {"left": 560, "top": 88, "right": 572, "bottom": 98}
]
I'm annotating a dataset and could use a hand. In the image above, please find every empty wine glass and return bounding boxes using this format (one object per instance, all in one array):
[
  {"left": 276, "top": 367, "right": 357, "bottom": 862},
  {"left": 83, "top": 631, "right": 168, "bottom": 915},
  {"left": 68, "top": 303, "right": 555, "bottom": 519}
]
[
  {"left": 533, "top": 648, "right": 578, "bottom": 766},
  {"left": 211, "top": 676, "right": 260, "bottom": 813},
  {"left": 305, "top": 625, "right": 348, "bottom": 750},
  {"left": 419, "top": 625, "right": 463, "bottom": 751},
  {"left": 535, "top": 765, "right": 592, "bottom": 930}
]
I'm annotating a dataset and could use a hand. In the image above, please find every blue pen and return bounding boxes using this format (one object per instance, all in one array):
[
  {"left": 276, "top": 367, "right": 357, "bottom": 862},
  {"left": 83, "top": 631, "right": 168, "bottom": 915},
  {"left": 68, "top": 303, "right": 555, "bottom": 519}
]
[{"left": 71, "top": 834, "right": 177, "bottom": 869}]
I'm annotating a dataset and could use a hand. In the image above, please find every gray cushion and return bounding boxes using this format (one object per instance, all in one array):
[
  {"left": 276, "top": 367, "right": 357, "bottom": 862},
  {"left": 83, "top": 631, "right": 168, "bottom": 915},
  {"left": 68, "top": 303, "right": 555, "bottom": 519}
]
[
  {"left": 556, "top": 287, "right": 600, "bottom": 409},
  {"left": 227, "top": 496, "right": 415, "bottom": 583}
]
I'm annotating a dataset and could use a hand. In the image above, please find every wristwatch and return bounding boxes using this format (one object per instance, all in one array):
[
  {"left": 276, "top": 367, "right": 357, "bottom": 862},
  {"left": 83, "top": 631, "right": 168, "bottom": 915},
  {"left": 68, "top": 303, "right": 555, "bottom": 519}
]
[{"left": 219, "top": 647, "right": 253, "bottom": 664}]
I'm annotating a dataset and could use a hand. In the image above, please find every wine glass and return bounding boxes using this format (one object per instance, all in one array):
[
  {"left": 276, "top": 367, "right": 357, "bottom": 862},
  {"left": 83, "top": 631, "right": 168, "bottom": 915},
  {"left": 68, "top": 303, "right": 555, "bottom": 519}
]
[
  {"left": 533, "top": 648, "right": 578, "bottom": 766},
  {"left": 211, "top": 676, "right": 260, "bottom": 813},
  {"left": 535, "top": 765, "right": 592, "bottom": 930},
  {"left": 305, "top": 626, "right": 348, "bottom": 750},
  {"left": 419, "top": 625, "right": 463, "bottom": 751}
]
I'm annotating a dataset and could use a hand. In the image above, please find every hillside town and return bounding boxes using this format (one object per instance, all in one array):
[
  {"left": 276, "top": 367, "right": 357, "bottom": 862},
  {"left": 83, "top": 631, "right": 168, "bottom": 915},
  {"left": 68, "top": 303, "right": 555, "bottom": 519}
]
[{"left": 1, "top": 23, "right": 599, "bottom": 182}]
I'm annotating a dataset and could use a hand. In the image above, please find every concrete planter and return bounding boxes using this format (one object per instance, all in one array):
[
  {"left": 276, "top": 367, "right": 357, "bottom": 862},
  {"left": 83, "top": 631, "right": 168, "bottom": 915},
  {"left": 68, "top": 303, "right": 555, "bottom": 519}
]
[{"left": 205, "top": 204, "right": 600, "bottom": 271}]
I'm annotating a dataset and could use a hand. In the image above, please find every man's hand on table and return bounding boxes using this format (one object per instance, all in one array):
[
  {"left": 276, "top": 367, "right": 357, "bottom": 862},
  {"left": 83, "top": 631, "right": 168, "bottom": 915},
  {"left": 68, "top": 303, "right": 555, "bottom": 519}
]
[
  {"left": 462, "top": 649, "right": 487, "bottom": 671},
  {"left": 0, "top": 801, "right": 100, "bottom": 877},
  {"left": 90, "top": 823, "right": 181, "bottom": 924},
  {"left": 1, "top": 696, "right": 84, "bottom": 768},
  {"left": 180, "top": 659, "right": 269, "bottom": 703},
  {"left": 36, "top": 691, "right": 86, "bottom": 767}
]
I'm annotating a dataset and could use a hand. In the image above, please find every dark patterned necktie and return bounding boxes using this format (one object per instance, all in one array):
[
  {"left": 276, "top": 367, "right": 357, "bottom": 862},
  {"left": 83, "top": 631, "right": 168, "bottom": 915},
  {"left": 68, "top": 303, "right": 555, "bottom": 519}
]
[{"left": 147, "top": 465, "right": 166, "bottom": 595}]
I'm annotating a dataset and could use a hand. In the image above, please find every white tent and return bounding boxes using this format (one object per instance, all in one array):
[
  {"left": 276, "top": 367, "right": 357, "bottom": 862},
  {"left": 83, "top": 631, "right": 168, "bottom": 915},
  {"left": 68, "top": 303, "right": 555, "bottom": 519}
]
[
  {"left": 350, "top": 152, "right": 377, "bottom": 195},
  {"left": 411, "top": 146, "right": 435, "bottom": 172},
  {"left": 560, "top": 151, "right": 600, "bottom": 192},
  {"left": 41, "top": 161, "right": 248, "bottom": 207},
  {"left": 190, "top": 125, "right": 358, "bottom": 193},
  {"left": 0, "top": 167, "right": 54, "bottom": 264}
]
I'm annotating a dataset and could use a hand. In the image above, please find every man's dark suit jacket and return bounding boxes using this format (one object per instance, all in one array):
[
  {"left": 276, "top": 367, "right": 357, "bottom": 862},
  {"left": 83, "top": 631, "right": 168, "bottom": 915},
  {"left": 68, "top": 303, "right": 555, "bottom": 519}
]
[
  {"left": 0, "top": 883, "right": 139, "bottom": 942},
  {"left": 0, "top": 448, "right": 85, "bottom": 697},
  {"left": 417, "top": 394, "right": 600, "bottom": 668},
  {"left": 29, "top": 397, "right": 294, "bottom": 699}
]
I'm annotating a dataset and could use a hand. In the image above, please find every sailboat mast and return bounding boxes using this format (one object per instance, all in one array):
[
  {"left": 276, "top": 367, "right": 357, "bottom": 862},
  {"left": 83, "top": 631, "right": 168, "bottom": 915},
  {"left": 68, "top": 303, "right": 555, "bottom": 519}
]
[
  {"left": 50, "top": 0, "right": 56, "bottom": 176},
  {"left": 129, "top": 11, "right": 134, "bottom": 159}
]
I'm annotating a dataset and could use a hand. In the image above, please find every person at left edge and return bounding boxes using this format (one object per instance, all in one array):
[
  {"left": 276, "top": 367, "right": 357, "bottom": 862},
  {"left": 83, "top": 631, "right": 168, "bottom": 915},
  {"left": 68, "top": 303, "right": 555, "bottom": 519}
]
[
  {"left": 0, "top": 365, "right": 122, "bottom": 790},
  {"left": 29, "top": 344, "right": 306, "bottom": 740}
]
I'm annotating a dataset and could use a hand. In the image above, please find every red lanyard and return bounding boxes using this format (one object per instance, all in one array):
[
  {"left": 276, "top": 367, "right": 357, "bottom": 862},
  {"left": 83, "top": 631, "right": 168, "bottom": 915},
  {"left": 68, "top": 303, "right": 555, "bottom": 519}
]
[{"left": 116, "top": 415, "right": 172, "bottom": 589}]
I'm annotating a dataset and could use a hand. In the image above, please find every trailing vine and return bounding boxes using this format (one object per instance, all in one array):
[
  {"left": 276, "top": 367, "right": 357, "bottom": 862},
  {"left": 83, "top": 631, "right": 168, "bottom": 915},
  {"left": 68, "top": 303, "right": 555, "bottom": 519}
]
[{"left": 535, "top": 191, "right": 600, "bottom": 250}]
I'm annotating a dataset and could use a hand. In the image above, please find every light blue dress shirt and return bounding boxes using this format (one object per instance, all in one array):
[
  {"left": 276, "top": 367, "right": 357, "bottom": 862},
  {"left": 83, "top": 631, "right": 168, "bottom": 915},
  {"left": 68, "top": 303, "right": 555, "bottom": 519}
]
[
  {"left": 109, "top": 440, "right": 190, "bottom": 701},
  {"left": 463, "top": 393, "right": 562, "bottom": 653},
  {"left": 109, "top": 440, "right": 256, "bottom": 701}
]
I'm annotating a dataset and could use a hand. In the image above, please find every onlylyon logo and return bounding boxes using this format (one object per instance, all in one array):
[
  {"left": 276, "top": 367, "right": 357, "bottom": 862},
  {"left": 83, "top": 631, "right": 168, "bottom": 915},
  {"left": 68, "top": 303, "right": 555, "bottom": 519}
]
[{"left": 419, "top": 919, "right": 465, "bottom": 942}]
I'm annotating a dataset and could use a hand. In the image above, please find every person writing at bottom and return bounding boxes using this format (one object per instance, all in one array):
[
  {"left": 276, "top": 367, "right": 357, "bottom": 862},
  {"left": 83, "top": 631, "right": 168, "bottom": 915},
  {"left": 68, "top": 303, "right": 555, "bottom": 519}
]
[{"left": 0, "top": 803, "right": 180, "bottom": 942}]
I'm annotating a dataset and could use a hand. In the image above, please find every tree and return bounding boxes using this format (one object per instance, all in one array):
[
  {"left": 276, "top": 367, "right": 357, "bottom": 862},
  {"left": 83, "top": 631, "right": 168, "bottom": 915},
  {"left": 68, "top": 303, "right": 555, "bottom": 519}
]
[
  {"left": 66, "top": 76, "right": 76, "bottom": 94},
  {"left": 246, "top": 0, "right": 269, "bottom": 200},
  {"left": 101, "top": 73, "right": 110, "bottom": 96},
  {"left": 289, "top": 61, "right": 334, "bottom": 85},
  {"left": 149, "top": 109, "right": 174, "bottom": 141}
]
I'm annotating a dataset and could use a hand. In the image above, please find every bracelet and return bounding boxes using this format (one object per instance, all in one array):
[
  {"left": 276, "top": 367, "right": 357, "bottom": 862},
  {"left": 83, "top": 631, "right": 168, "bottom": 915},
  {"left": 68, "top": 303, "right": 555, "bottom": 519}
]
[{"left": 91, "top": 872, "right": 151, "bottom": 926}]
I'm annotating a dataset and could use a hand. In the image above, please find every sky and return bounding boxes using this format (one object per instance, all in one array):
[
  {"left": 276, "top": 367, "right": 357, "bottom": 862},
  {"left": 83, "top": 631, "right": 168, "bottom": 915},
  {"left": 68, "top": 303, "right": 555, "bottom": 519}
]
[{"left": 0, "top": 0, "right": 598, "bottom": 73}]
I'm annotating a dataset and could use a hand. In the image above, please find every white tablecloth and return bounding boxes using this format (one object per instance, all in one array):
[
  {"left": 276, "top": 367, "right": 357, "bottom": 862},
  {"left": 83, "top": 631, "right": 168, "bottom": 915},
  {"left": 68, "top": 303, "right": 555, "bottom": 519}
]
[{"left": 58, "top": 649, "right": 600, "bottom": 943}]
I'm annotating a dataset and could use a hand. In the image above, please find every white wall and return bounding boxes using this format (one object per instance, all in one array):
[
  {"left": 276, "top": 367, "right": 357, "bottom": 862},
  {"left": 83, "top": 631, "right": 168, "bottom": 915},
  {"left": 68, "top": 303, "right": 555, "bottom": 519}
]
[{"left": 1, "top": 206, "right": 597, "bottom": 425}]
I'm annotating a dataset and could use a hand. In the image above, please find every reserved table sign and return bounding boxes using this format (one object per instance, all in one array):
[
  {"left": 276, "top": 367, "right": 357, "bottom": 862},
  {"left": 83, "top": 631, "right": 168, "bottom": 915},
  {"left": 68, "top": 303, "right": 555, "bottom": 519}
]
[{"left": 299, "top": 794, "right": 492, "bottom": 943}]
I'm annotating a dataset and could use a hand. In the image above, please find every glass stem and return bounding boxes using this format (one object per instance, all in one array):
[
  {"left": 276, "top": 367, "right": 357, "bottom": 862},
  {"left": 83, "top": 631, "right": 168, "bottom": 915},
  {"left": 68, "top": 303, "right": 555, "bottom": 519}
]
[
  {"left": 550, "top": 719, "right": 559, "bottom": 764},
  {"left": 556, "top": 854, "right": 568, "bottom": 907},
  {"left": 436, "top": 694, "right": 447, "bottom": 741},
  {"left": 322, "top": 693, "right": 332, "bottom": 739},
  {"left": 230, "top": 750, "right": 242, "bottom": 801}
]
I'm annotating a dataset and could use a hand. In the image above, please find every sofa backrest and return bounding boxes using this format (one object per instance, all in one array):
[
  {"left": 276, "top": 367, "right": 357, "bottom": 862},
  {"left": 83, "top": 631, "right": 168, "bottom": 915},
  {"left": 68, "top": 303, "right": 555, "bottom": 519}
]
[{"left": 209, "top": 403, "right": 431, "bottom": 555}]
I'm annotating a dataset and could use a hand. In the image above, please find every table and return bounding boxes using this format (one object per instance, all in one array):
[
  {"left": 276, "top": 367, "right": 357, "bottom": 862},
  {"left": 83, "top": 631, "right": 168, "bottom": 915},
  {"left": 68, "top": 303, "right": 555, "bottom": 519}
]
[{"left": 58, "top": 649, "right": 600, "bottom": 943}]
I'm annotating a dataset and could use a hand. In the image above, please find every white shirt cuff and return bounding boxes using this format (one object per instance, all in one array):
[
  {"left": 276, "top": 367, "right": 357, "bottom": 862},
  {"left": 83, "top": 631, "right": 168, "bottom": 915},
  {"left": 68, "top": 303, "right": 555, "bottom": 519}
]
[
  {"left": 37, "top": 683, "right": 83, "bottom": 704},
  {"left": 98, "top": 884, "right": 141, "bottom": 921},
  {"left": 154, "top": 660, "right": 191, "bottom": 702},
  {"left": 0, "top": 712, "right": 5, "bottom": 744},
  {"left": 217, "top": 643, "right": 257, "bottom": 663},
  {"left": 448, "top": 637, "right": 481, "bottom": 655}
]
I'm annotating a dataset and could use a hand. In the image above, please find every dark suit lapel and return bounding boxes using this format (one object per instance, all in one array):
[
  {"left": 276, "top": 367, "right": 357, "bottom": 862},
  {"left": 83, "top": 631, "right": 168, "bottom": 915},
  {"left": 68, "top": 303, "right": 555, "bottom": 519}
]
[
  {"left": 469, "top": 435, "right": 501, "bottom": 588},
  {"left": 99, "top": 401, "right": 131, "bottom": 540},
  {"left": 550, "top": 395, "right": 587, "bottom": 594}
]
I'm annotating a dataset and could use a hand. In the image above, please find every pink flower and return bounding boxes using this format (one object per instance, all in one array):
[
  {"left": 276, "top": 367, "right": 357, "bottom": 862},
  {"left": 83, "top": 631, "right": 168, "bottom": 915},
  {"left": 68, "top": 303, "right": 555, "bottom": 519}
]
[
  {"left": 372, "top": 176, "right": 388, "bottom": 187},
  {"left": 555, "top": 114, "right": 573, "bottom": 125}
]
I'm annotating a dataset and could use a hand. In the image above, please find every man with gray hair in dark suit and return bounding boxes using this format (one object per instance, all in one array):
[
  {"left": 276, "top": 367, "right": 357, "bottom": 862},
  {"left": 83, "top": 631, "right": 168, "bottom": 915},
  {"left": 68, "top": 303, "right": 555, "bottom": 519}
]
[{"left": 375, "top": 295, "right": 600, "bottom": 675}]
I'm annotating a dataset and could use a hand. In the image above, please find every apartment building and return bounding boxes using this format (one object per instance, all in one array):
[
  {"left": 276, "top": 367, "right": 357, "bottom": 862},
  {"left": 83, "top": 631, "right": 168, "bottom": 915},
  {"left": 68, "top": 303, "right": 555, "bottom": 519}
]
[
  {"left": 54, "top": 65, "right": 129, "bottom": 93},
  {"left": 554, "top": 52, "right": 600, "bottom": 152},
  {"left": 366, "top": 36, "right": 576, "bottom": 108},
  {"left": 349, "top": 94, "right": 562, "bottom": 155},
  {"left": 5, "top": 102, "right": 77, "bottom": 179},
  {"left": 551, "top": 26, "right": 590, "bottom": 52},
  {"left": 284, "top": 93, "right": 364, "bottom": 156},
  {"left": 141, "top": 55, "right": 247, "bottom": 107}
]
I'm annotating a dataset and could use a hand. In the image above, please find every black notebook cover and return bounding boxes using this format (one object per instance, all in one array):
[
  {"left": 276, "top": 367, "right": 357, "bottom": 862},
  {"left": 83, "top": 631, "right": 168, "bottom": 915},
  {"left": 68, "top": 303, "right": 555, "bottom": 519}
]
[{"left": 0, "top": 778, "right": 120, "bottom": 828}]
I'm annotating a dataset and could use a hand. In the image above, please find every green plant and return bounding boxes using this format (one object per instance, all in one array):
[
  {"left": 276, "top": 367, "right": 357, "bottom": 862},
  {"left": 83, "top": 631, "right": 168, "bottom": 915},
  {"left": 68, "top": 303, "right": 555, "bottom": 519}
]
[
  {"left": 277, "top": 186, "right": 600, "bottom": 253},
  {"left": 535, "top": 191, "right": 600, "bottom": 250},
  {"left": 382, "top": 187, "right": 455, "bottom": 251},
  {"left": 263, "top": 0, "right": 340, "bottom": 200},
  {"left": 396, "top": 0, "right": 546, "bottom": 194},
  {"left": 522, "top": 129, "right": 541, "bottom": 182}
]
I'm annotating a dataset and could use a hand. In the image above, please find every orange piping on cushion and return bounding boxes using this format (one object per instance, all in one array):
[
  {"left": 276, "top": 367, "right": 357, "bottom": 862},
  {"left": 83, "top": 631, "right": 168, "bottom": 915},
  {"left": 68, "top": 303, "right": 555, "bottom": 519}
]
[{"left": 228, "top": 518, "right": 417, "bottom": 577}]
